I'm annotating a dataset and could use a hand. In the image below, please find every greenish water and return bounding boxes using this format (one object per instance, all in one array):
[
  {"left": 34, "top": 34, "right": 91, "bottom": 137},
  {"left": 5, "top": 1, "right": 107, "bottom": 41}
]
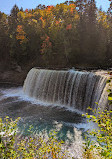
[
  {"left": 0, "top": 86, "right": 97, "bottom": 158},
  {"left": 0, "top": 87, "right": 91, "bottom": 138}
]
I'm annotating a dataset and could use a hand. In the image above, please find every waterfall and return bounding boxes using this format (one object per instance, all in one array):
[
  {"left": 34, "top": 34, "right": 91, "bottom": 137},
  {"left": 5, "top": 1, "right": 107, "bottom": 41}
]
[{"left": 23, "top": 68, "right": 108, "bottom": 112}]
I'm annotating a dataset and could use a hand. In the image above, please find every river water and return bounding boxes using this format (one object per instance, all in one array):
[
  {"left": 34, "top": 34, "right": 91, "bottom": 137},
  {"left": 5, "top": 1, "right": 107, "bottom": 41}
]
[{"left": 0, "top": 86, "right": 97, "bottom": 158}]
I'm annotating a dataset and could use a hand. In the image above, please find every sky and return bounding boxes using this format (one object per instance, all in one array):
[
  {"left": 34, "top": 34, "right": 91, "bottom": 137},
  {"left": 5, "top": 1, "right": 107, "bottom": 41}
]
[{"left": 0, "top": 0, "right": 110, "bottom": 15}]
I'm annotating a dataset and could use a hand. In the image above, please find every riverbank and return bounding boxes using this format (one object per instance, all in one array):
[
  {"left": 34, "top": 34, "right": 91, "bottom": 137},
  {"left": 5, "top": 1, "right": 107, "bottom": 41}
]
[{"left": 0, "top": 70, "right": 27, "bottom": 86}]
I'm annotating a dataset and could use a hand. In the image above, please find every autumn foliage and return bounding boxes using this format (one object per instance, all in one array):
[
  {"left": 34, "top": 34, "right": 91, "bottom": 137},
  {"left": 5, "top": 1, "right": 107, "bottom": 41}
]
[
  {"left": 16, "top": 25, "right": 27, "bottom": 44},
  {"left": 0, "top": 1, "right": 112, "bottom": 68}
]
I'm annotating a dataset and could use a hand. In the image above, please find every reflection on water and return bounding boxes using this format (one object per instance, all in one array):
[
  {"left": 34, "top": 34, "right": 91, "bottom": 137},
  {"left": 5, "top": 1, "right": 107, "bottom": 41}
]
[{"left": 0, "top": 87, "right": 96, "bottom": 158}]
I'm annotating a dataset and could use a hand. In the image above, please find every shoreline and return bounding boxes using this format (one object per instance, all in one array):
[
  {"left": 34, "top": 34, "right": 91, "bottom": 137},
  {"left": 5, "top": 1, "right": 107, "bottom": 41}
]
[{"left": 0, "top": 70, "right": 27, "bottom": 87}]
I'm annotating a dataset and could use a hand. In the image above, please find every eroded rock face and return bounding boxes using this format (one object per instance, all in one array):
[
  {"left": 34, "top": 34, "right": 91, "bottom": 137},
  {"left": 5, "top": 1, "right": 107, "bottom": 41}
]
[
  {"left": 15, "top": 65, "right": 22, "bottom": 73},
  {"left": 0, "top": 70, "right": 27, "bottom": 86},
  {"left": 10, "top": 61, "right": 22, "bottom": 73}
]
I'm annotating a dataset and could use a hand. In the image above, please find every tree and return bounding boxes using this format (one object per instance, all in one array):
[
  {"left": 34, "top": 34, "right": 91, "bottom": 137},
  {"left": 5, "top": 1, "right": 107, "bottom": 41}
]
[
  {"left": 0, "top": 12, "right": 10, "bottom": 69},
  {"left": 1, "top": 1, "right": 112, "bottom": 68},
  {"left": 8, "top": 5, "right": 20, "bottom": 62}
]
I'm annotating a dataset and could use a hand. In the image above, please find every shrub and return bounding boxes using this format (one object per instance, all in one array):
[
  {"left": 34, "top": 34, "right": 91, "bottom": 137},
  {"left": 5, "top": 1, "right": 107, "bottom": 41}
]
[
  {"left": 107, "top": 75, "right": 112, "bottom": 105},
  {"left": 0, "top": 116, "right": 68, "bottom": 159},
  {"left": 83, "top": 76, "right": 112, "bottom": 159},
  {"left": 83, "top": 108, "right": 112, "bottom": 159},
  {"left": 0, "top": 116, "right": 20, "bottom": 158}
]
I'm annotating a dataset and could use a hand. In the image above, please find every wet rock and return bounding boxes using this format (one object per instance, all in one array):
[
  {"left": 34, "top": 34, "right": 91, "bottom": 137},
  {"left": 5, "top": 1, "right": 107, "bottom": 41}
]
[{"left": 15, "top": 65, "right": 22, "bottom": 73}]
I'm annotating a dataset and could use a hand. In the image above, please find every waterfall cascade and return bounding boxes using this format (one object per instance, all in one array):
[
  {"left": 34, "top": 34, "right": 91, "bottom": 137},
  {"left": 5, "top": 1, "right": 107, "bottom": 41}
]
[{"left": 23, "top": 68, "right": 108, "bottom": 112}]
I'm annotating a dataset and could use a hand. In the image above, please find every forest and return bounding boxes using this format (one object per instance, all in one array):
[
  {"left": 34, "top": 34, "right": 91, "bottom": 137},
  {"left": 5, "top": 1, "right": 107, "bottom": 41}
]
[
  {"left": 0, "top": 0, "right": 112, "bottom": 70},
  {"left": 0, "top": 1, "right": 112, "bottom": 158}
]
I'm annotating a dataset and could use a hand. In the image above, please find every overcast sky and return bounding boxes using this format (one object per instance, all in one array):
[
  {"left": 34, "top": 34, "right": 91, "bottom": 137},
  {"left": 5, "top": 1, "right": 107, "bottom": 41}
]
[{"left": 0, "top": 0, "right": 110, "bottom": 15}]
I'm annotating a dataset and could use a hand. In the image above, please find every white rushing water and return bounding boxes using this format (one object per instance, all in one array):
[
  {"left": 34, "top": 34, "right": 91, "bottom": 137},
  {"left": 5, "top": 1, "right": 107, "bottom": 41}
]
[{"left": 23, "top": 68, "right": 108, "bottom": 112}]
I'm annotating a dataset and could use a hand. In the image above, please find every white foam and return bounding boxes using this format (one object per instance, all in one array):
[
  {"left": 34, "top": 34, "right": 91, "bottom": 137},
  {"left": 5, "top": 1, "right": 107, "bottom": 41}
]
[
  {"left": 1, "top": 87, "right": 84, "bottom": 115},
  {"left": 63, "top": 120, "right": 97, "bottom": 132},
  {"left": 68, "top": 68, "right": 76, "bottom": 73}
]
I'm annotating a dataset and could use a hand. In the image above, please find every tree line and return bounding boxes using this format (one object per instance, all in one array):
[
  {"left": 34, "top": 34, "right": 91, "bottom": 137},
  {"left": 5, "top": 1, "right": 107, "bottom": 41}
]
[{"left": 0, "top": 0, "right": 112, "bottom": 69}]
